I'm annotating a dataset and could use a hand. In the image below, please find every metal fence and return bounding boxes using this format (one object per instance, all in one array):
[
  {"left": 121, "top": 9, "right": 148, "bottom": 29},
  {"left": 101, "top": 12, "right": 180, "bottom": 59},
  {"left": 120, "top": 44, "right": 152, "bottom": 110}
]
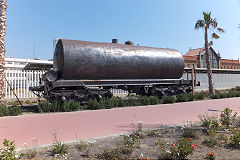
[
  {"left": 4, "top": 68, "right": 240, "bottom": 100},
  {"left": 4, "top": 69, "right": 45, "bottom": 99}
]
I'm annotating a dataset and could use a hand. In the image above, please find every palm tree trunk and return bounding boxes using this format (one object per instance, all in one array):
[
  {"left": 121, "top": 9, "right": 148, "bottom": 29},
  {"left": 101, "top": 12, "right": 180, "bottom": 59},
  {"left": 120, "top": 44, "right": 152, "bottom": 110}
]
[
  {"left": 0, "top": 0, "right": 7, "bottom": 101},
  {"left": 205, "top": 26, "right": 214, "bottom": 94}
]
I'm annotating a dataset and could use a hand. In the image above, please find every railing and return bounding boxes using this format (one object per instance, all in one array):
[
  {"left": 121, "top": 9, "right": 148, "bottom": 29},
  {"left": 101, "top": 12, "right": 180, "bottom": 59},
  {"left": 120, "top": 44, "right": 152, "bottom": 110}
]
[
  {"left": 4, "top": 69, "right": 45, "bottom": 99},
  {"left": 4, "top": 68, "right": 240, "bottom": 99}
]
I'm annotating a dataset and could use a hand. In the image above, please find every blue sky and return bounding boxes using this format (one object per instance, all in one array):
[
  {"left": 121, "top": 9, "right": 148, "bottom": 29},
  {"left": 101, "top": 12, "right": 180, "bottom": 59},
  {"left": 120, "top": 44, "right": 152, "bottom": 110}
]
[{"left": 5, "top": 0, "right": 240, "bottom": 60}]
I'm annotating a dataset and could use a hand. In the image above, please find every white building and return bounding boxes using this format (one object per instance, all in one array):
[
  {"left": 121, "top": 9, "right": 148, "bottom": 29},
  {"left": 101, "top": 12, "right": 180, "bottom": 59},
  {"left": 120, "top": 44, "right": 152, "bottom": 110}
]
[{"left": 4, "top": 57, "right": 53, "bottom": 99}]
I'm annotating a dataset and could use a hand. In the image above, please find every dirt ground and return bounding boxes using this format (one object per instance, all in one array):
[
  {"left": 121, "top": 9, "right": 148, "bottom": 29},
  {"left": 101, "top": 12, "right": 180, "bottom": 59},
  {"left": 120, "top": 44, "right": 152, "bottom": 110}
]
[{"left": 19, "top": 124, "right": 240, "bottom": 160}]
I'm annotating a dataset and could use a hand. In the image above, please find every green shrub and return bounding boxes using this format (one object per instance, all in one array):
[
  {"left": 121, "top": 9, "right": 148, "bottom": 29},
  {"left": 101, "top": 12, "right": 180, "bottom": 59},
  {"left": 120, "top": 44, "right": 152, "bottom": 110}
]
[
  {"left": 0, "top": 105, "right": 21, "bottom": 117},
  {"left": 139, "top": 96, "right": 150, "bottom": 105},
  {"left": 50, "top": 101, "right": 62, "bottom": 112},
  {"left": 0, "top": 105, "right": 9, "bottom": 117},
  {"left": 236, "top": 91, "right": 240, "bottom": 97},
  {"left": 37, "top": 101, "right": 50, "bottom": 113},
  {"left": 88, "top": 98, "right": 99, "bottom": 110},
  {"left": 126, "top": 97, "right": 140, "bottom": 106},
  {"left": 7, "top": 105, "right": 22, "bottom": 116},
  {"left": 149, "top": 96, "right": 160, "bottom": 105},
  {"left": 176, "top": 93, "right": 189, "bottom": 102},
  {"left": 228, "top": 91, "right": 238, "bottom": 98},
  {"left": 37, "top": 100, "right": 82, "bottom": 113},
  {"left": 210, "top": 94, "right": 220, "bottom": 99},
  {"left": 219, "top": 93, "right": 227, "bottom": 99},
  {"left": 188, "top": 93, "right": 195, "bottom": 101},
  {"left": 194, "top": 93, "right": 204, "bottom": 100},
  {"left": 162, "top": 96, "right": 176, "bottom": 104},
  {"left": 118, "top": 99, "right": 126, "bottom": 107}
]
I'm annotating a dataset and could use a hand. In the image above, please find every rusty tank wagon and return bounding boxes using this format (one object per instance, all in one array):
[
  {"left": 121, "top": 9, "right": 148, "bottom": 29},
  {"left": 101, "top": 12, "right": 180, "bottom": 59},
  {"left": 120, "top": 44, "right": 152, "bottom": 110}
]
[{"left": 31, "top": 39, "right": 196, "bottom": 102}]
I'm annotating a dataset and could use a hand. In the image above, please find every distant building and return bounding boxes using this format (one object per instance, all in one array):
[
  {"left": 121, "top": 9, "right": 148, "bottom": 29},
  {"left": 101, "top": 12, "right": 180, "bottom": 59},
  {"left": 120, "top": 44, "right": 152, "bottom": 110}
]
[
  {"left": 183, "top": 47, "right": 240, "bottom": 69},
  {"left": 5, "top": 57, "right": 53, "bottom": 70}
]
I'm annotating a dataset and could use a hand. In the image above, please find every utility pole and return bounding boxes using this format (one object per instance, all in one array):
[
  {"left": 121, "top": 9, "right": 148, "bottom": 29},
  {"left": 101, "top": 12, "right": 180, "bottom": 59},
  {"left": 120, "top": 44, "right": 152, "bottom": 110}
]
[{"left": 0, "top": 0, "right": 7, "bottom": 102}]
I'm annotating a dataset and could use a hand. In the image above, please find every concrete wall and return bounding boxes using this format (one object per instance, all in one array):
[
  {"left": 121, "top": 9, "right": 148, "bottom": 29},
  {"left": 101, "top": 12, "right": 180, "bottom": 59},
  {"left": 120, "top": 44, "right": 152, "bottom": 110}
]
[{"left": 182, "top": 71, "right": 240, "bottom": 91}]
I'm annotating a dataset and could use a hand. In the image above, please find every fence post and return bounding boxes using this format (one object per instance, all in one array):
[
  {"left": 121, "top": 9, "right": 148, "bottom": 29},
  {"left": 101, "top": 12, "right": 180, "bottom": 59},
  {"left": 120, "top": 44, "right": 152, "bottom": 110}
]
[{"left": 191, "top": 68, "right": 195, "bottom": 95}]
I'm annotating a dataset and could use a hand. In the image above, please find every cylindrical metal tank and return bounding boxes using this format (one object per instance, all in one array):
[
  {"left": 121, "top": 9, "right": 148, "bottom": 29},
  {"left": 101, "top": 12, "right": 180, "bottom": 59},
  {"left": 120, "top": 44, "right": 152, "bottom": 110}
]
[{"left": 53, "top": 39, "right": 185, "bottom": 80}]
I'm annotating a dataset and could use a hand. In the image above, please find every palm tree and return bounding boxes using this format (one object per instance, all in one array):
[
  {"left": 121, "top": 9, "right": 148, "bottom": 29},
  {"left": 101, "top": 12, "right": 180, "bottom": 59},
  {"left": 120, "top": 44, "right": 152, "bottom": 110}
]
[
  {"left": 195, "top": 12, "right": 224, "bottom": 94},
  {"left": 0, "top": 0, "right": 7, "bottom": 101}
]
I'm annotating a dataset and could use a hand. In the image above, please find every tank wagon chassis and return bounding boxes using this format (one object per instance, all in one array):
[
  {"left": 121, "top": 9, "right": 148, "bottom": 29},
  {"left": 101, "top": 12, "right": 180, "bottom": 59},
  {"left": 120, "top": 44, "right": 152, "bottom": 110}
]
[
  {"left": 30, "top": 78, "right": 196, "bottom": 103},
  {"left": 30, "top": 39, "right": 200, "bottom": 103}
]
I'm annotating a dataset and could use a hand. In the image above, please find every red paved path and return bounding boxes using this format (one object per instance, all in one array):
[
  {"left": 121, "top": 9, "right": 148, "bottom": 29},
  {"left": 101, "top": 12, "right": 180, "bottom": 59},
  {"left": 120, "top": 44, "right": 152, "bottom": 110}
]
[{"left": 0, "top": 97, "right": 240, "bottom": 148}]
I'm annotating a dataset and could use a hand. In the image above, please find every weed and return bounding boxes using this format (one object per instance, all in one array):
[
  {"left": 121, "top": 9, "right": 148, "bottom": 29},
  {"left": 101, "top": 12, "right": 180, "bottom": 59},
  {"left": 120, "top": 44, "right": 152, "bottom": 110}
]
[
  {"left": 156, "top": 139, "right": 172, "bottom": 159},
  {"left": 202, "top": 131, "right": 218, "bottom": 147},
  {"left": 31, "top": 100, "right": 38, "bottom": 104},
  {"left": 24, "top": 100, "right": 32, "bottom": 105},
  {"left": 130, "top": 121, "right": 145, "bottom": 139},
  {"left": 216, "top": 133, "right": 229, "bottom": 145},
  {"left": 24, "top": 138, "right": 38, "bottom": 159},
  {"left": 182, "top": 127, "right": 198, "bottom": 139},
  {"left": 230, "top": 128, "right": 240, "bottom": 149},
  {"left": 96, "top": 148, "right": 122, "bottom": 160},
  {"left": 51, "top": 141, "right": 68, "bottom": 156},
  {"left": 146, "top": 129, "right": 162, "bottom": 137},
  {"left": 199, "top": 114, "right": 220, "bottom": 134},
  {"left": 220, "top": 107, "right": 237, "bottom": 129},
  {"left": 75, "top": 141, "right": 89, "bottom": 152},
  {"left": 50, "top": 129, "right": 68, "bottom": 157},
  {"left": 0, "top": 139, "right": 24, "bottom": 160}
]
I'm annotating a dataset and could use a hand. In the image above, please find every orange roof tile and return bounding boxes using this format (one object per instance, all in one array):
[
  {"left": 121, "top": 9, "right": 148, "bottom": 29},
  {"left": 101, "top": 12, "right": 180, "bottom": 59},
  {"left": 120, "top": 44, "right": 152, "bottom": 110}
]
[
  {"left": 220, "top": 59, "right": 239, "bottom": 64},
  {"left": 185, "top": 48, "right": 205, "bottom": 56}
]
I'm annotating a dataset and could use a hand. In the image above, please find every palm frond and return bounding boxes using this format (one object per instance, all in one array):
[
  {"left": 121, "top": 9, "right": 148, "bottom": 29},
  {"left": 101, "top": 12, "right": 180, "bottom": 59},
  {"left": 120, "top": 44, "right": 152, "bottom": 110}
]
[
  {"left": 212, "top": 33, "right": 220, "bottom": 39},
  {"left": 195, "top": 20, "right": 205, "bottom": 29},
  {"left": 203, "top": 12, "right": 211, "bottom": 22},
  {"left": 217, "top": 27, "right": 225, "bottom": 33},
  {"left": 209, "top": 18, "right": 218, "bottom": 28}
]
